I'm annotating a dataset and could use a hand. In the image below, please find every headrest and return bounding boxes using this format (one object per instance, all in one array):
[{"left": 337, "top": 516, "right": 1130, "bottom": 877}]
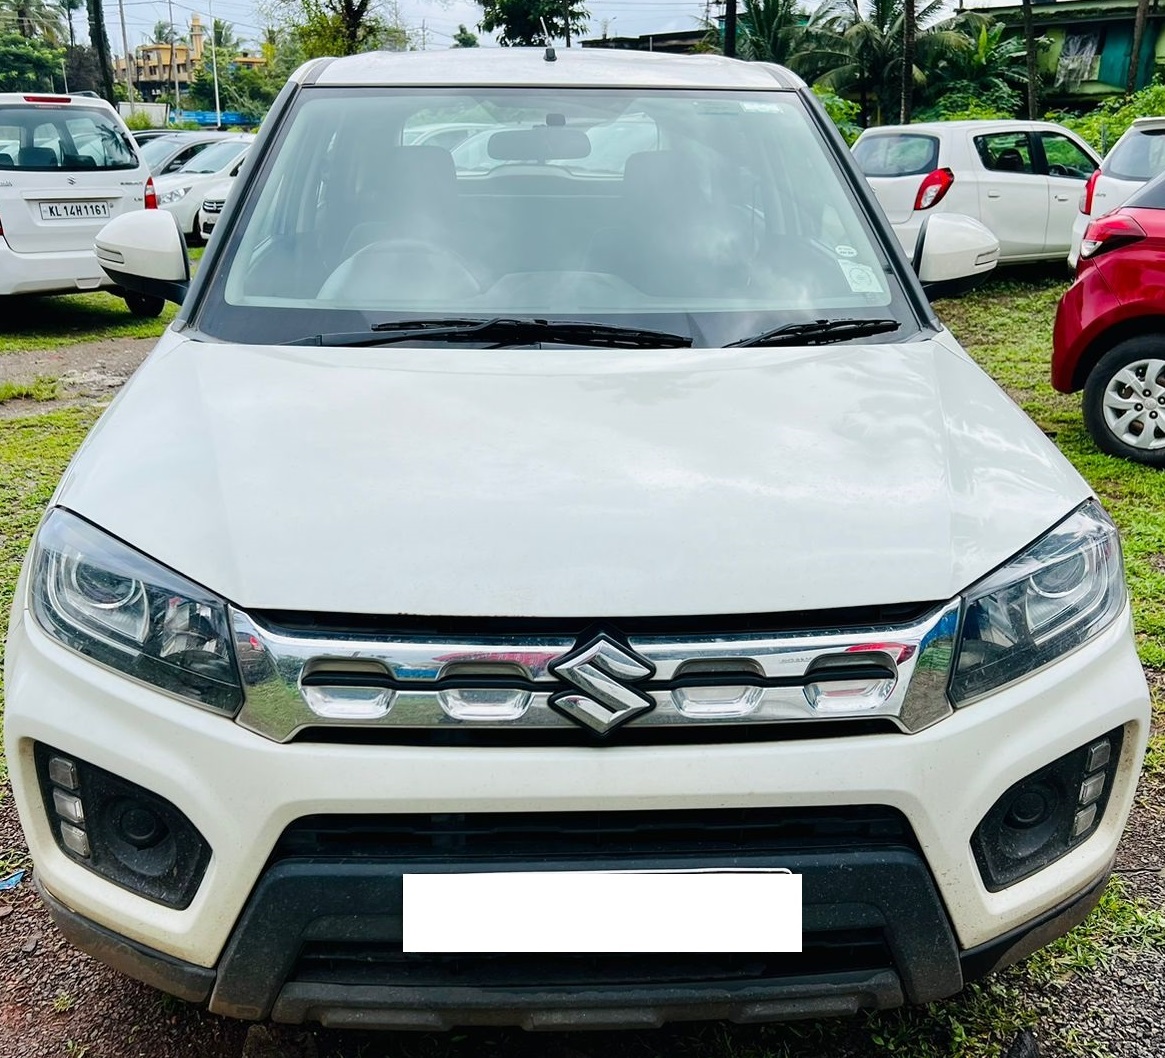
[{"left": 18, "top": 146, "right": 58, "bottom": 168}]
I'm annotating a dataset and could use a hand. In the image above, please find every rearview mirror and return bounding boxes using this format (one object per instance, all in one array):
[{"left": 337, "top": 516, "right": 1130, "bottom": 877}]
[
  {"left": 95, "top": 210, "right": 190, "bottom": 306},
  {"left": 913, "top": 213, "right": 999, "bottom": 298}
]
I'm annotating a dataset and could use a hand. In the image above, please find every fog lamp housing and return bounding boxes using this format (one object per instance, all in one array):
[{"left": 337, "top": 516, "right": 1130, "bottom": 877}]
[
  {"left": 35, "top": 743, "right": 210, "bottom": 909},
  {"left": 971, "top": 727, "right": 1123, "bottom": 891}
]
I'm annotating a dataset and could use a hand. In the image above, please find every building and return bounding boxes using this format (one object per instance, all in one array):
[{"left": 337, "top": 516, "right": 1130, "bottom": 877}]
[
  {"left": 581, "top": 29, "right": 710, "bottom": 54},
  {"left": 962, "top": 0, "right": 1165, "bottom": 102},
  {"left": 113, "top": 15, "right": 265, "bottom": 104}
]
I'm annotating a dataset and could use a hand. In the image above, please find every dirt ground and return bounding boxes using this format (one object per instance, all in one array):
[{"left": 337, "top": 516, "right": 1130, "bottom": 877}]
[
  {"left": 0, "top": 338, "right": 154, "bottom": 420},
  {"left": 0, "top": 340, "right": 1163, "bottom": 1058}
]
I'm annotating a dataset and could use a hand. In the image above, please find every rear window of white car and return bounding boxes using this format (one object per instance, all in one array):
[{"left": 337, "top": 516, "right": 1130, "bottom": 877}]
[
  {"left": 0, "top": 104, "right": 138, "bottom": 171},
  {"left": 852, "top": 134, "right": 938, "bottom": 177},
  {"left": 1104, "top": 127, "right": 1165, "bottom": 182}
]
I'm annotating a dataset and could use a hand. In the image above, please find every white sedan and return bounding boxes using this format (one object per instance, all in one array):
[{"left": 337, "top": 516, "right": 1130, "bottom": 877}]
[
  {"left": 154, "top": 133, "right": 253, "bottom": 241},
  {"left": 853, "top": 120, "right": 1099, "bottom": 264}
]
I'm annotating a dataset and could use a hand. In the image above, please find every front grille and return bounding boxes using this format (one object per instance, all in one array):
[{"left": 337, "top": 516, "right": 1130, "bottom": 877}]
[
  {"left": 272, "top": 805, "right": 918, "bottom": 863},
  {"left": 291, "top": 933, "right": 892, "bottom": 989},
  {"left": 202, "top": 200, "right": 224, "bottom": 213}
]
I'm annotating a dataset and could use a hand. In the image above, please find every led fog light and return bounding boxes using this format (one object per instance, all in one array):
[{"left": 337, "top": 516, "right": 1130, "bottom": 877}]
[
  {"left": 35, "top": 744, "right": 210, "bottom": 909},
  {"left": 972, "top": 728, "right": 1123, "bottom": 890}
]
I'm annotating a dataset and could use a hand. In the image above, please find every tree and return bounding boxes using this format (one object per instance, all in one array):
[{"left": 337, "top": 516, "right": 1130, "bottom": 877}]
[
  {"left": 816, "top": 0, "right": 966, "bottom": 127},
  {"left": 152, "top": 18, "right": 176, "bottom": 43},
  {"left": 920, "top": 16, "right": 1030, "bottom": 116},
  {"left": 59, "top": 0, "right": 81, "bottom": 46},
  {"left": 63, "top": 42, "right": 104, "bottom": 92},
  {"left": 212, "top": 17, "right": 241, "bottom": 54},
  {"left": 0, "top": 30, "right": 62, "bottom": 88},
  {"left": 736, "top": 0, "right": 840, "bottom": 76},
  {"left": 285, "top": 0, "right": 410, "bottom": 57},
  {"left": 477, "top": 0, "right": 588, "bottom": 46},
  {"left": 0, "top": 0, "right": 65, "bottom": 42},
  {"left": 1129, "top": 0, "right": 1149, "bottom": 95},
  {"left": 1020, "top": 0, "right": 1037, "bottom": 118},
  {"left": 84, "top": 0, "right": 114, "bottom": 100},
  {"left": 899, "top": 0, "right": 914, "bottom": 122},
  {"left": 452, "top": 22, "right": 478, "bottom": 47}
]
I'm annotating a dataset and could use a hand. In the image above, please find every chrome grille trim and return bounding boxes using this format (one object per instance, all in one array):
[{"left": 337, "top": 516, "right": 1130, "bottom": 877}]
[{"left": 232, "top": 601, "right": 961, "bottom": 743}]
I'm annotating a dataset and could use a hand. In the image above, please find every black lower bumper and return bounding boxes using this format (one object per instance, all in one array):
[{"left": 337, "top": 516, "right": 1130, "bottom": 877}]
[{"left": 36, "top": 851, "right": 1112, "bottom": 1031}]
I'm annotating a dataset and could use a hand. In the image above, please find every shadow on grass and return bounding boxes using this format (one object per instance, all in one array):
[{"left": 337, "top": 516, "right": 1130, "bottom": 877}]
[{"left": 0, "top": 291, "right": 175, "bottom": 354}]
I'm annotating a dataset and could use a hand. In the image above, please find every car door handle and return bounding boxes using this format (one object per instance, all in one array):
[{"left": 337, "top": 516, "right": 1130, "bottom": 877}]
[
  {"left": 1054, "top": 194, "right": 1071, "bottom": 201},
  {"left": 987, "top": 190, "right": 1001, "bottom": 198}
]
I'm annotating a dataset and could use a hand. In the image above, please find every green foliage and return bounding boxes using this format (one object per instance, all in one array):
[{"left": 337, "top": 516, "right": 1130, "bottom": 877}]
[
  {"left": 452, "top": 22, "right": 478, "bottom": 47},
  {"left": 915, "top": 83, "right": 1020, "bottom": 121},
  {"left": 1054, "top": 81, "right": 1165, "bottom": 153},
  {"left": 813, "top": 84, "right": 862, "bottom": 143},
  {"left": 0, "top": 30, "right": 61, "bottom": 90},
  {"left": 477, "top": 0, "right": 589, "bottom": 46},
  {"left": 122, "top": 108, "right": 156, "bottom": 130},
  {"left": 286, "top": 0, "right": 410, "bottom": 58}
]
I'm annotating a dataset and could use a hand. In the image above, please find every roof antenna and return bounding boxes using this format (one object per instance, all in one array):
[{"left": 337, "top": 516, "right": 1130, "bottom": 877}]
[{"left": 540, "top": 17, "right": 557, "bottom": 61}]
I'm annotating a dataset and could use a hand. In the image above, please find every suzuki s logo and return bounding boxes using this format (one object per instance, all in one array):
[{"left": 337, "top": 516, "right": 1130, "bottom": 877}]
[
  {"left": 67, "top": 176, "right": 76, "bottom": 185},
  {"left": 549, "top": 634, "right": 655, "bottom": 735}
]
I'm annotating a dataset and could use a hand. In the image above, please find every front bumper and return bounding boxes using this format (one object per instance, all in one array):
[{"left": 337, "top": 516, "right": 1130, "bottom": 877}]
[
  {"left": 4, "top": 599, "right": 1149, "bottom": 1024},
  {"left": 37, "top": 859, "right": 1113, "bottom": 1030}
]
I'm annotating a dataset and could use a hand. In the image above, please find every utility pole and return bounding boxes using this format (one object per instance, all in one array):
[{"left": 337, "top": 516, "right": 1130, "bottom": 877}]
[
  {"left": 565, "top": 1, "right": 571, "bottom": 46},
  {"left": 208, "top": 0, "right": 222, "bottom": 127},
  {"left": 169, "top": 0, "right": 179, "bottom": 119},
  {"left": 724, "top": 0, "right": 737, "bottom": 58},
  {"left": 117, "top": 0, "right": 134, "bottom": 111}
]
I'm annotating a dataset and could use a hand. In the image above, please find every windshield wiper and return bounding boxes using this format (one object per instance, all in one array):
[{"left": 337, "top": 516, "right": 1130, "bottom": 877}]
[
  {"left": 286, "top": 317, "right": 692, "bottom": 349},
  {"left": 727, "top": 318, "right": 901, "bottom": 348}
]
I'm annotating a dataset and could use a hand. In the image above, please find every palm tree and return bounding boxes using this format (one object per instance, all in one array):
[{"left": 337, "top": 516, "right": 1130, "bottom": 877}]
[
  {"left": 736, "top": 0, "right": 843, "bottom": 80},
  {"left": 899, "top": 0, "right": 914, "bottom": 122},
  {"left": 59, "top": 0, "right": 81, "bottom": 47},
  {"left": 152, "top": 18, "right": 176, "bottom": 43},
  {"left": 0, "top": 0, "right": 66, "bottom": 41},
  {"left": 816, "top": 0, "right": 965, "bottom": 126},
  {"left": 85, "top": 0, "right": 114, "bottom": 100},
  {"left": 926, "top": 17, "right": 1030, "bottom": 102}
]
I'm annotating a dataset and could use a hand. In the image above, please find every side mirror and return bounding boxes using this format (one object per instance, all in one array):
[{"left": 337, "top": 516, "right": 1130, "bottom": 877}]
[
  {"left": 95, "top": 210, "right": 190, "bottom": 306},
  {"left": 913, "top": 213, "right": 999, "bottom": 298}
]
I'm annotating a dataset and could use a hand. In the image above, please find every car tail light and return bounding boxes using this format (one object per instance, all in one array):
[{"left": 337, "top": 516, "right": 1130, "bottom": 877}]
[
  {"left": 144, "top": 176, "right": 157, "bottom": 210},
  {"left": 1080, "top": 168, "right": 1101, "bottom": 214},
  {"left": 23, "top": 95, "right": 71, "bottom": 104},
  {"left": 914, "top": 168, "right": 954, "bottom": 211},
  {"left": 1079, "top": 212, "right": 1147, "bottom": 259}
]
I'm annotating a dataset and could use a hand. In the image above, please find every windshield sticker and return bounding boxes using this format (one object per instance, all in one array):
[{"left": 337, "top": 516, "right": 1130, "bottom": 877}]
[
  {"left": 837, "top": 260, "right": 883, "bottom": 294},
  {"left": 835, "top": 244, "right": 858, "bottom": 258}
]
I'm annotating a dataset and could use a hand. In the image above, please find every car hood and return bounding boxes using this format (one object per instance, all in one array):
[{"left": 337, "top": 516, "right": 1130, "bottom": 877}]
[{"left": 55, "top": 332, "right": 1090, "bottom": 617}]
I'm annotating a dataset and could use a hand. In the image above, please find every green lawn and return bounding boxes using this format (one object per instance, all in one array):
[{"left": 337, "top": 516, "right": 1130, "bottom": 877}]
[{"left": 0, "top": 271, "right": 1162, "bottom": 1057}]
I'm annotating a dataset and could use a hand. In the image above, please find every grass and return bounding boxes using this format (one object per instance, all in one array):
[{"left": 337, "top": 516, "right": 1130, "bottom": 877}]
[
  {"left": 0, "top": 377, "right": 59, "bottom": 404},
  {"left": 0, "top": 272, "right": 1163, "bottom": 1057},
  {"left": 0, "top": 292, "right": 175, "bottom": 354}
]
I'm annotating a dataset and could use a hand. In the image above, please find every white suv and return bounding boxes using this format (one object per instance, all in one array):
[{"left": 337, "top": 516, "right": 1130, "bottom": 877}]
[
  {"left": 1068, "top": 117, "right": 1165, "bottom": 267},
  {"left": 4, "top": 51, "right": 1149, "bottom": 1031},
  {"left": 855, "top": 120, "right": 1100, "bottom": 264},
  {"left": 0, "top": 93, "right": 158, "bottom": 314}
]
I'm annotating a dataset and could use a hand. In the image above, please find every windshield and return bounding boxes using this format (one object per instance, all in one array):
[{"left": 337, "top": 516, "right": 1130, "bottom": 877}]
[
  {"left": 179, "top": 139, "right": 246, "bottom": 174},
  {"left": 198, "top": 88, "right": 913, "bottom": 347},
  {"left": 0, "top": 105, "right": 138, "bottom": 171},
  {"left": 138, "top": 136, "right": 185, "bottom": 168}
]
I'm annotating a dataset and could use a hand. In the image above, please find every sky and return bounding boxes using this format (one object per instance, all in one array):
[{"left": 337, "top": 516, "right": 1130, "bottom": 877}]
[{"left": 92, "top": 0, "right": 715, "bottom": 55}]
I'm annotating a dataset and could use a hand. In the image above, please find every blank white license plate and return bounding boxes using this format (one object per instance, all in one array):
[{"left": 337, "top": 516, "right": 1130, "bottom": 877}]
[
  {"left": 403, "top": 870, "right": 802, "bottom": 953},
  {"left": 40, "top": 201, "right": 109, "bottom": 220}
]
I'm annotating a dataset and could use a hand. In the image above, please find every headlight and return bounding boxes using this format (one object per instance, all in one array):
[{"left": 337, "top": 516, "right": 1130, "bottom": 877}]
[
  {"left": 950, "top": 500, "right": 1126, "bottom": 705},
  {"left": 158, "top": 186, "right": 189, "bottom": 205},
  {"left": 30, "top": 509, "right": 242, "bottom": 713}
]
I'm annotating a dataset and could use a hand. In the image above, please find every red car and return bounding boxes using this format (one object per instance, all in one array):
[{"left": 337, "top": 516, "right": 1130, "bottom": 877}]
[{"left": 1053, "top": 171, "right": 1165, "bottom": 465}]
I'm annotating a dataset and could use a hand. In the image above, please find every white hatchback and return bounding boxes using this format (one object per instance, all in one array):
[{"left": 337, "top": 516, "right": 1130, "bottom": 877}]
[
  {"left": 154, "top": 134, "right": 252, "bottom": 242},
  {"left": 854, "top": 120, "right": 1100, "bottom": 264},
  {"left": 1068, "top": 117, "right": 1165, "bottom": 268},
  {"left": 0, "top": 93, "right": 157, "bottom": 313}
]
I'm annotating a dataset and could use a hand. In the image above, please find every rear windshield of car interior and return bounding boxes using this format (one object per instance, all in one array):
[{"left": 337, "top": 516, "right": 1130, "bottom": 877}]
[
  {"left": 852, "top": 134, "right": 938, "bottom": 177},
  {"left": 197, "top": 87, "right": 916, "bottom": 348},
  {"left": 0, "top": 105, "right": 137, "bottom": 171},
  {"left": 1104, "top": 127, "right": 1165, "bottom": 182}
]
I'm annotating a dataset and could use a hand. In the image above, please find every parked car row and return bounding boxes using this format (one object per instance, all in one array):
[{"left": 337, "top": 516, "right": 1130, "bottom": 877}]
[{"left": 0, "top": 96, "right": 252, "bottom": 315}]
